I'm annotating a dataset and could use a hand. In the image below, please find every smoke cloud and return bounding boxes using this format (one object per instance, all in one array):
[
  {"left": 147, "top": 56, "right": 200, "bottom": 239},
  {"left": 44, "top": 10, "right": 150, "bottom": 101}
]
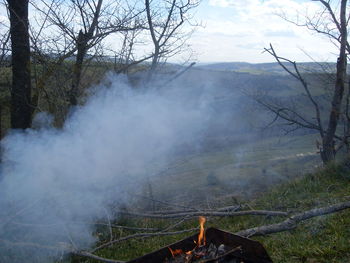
[
  {"left": 0, "top": 73, "right": 212, "bottom": 262},
  {"left": 0, "top": 67, "right": 312, "bottom": 262}
]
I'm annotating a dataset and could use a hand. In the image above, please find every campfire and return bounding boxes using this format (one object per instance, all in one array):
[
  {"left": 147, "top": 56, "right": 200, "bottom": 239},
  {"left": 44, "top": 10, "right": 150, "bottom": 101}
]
[
  {"left": 166, "top": 216, "right": 240, "bottom": 263},
  {"left": 127, "top": 217, "right": 273, "bottom": 263}
]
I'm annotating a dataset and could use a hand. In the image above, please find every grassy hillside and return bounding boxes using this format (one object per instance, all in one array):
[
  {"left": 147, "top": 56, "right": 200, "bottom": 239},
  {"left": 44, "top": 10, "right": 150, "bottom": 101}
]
[
  {"left": 2, "top": 61, "right": 346, "bottom": 262},
  {"left": 146, "top": 133, "right": 320, "bottom": 206},
  {"left": 196, "top": 62, "right": 339, "bottom": 75},
  {"left": 254, "top": 162, "right": 350, "bottom": 262},
  {"left": 71, "top": 159, "right": 350, "bottom": 263},
  {"left": 0, "top": 61, "right": 334, "bottom": 135}
]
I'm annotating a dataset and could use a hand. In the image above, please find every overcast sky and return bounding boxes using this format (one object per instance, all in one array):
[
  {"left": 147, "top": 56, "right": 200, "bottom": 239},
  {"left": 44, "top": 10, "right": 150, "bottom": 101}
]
[{"left": 188, "top": 0, "right": 340, "bottom": 63}]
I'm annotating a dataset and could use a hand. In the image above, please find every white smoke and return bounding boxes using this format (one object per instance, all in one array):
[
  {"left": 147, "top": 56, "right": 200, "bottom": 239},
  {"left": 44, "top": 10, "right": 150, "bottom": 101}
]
[{"left": 0, "top": 74, "right": 211, "bottom": 262}]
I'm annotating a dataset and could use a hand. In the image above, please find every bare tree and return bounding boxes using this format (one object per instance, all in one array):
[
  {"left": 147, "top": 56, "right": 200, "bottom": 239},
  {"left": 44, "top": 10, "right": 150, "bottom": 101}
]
[
  {"left": 0, "top": 20, "right": 10, "bottom": 66},
  {"left": 144, "top": 0, "right": 199, "bottom": 83},
  {"left": 321, "top": 0, "right": 348, "bottom": 162},
  {"left": 1, "top": 0, "right": 201, "bottom": 128},
  {"left": 112, "top": 19, "right": 148, "bottom": 74},
  {"left": 68, "top": 0, "right": 103, "bottom": 106},
  {"left": 30, "top": 0, "right": 143, "bottom": 110},
  {"left": 7, "top": 0, "right": 32, "bottom": 129},
  {"left": 0, "top": 2, "right": 11, "bottom": 137},
  {"left": 255, "top": 0, "right": 348, "bottom": 164}
]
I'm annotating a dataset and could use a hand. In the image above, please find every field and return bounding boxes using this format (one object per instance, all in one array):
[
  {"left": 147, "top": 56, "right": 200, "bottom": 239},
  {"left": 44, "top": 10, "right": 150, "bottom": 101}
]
[{"left": 146, "top": 132, "right": 321, "bottom": 206}]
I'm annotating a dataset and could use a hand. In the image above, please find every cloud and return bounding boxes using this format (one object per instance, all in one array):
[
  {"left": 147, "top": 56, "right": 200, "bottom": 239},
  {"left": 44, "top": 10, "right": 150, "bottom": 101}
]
[
  {"left": 263, "top": 29, "right": 296, "bottom": 38},
  {"left": 0, "top": 15, "right": 6, "bottom": 21},
  {"left": 209, "top": 0, "right": 259, "bottom": 9},
  {"left": 235, "top": 42, "right": 266, "bottom": 50},
  {"left": 190, "top": 0, "right": 337, "bottom": 62},
  {"left": 0, "top": 3, "right": 8, "bottom": 26}
]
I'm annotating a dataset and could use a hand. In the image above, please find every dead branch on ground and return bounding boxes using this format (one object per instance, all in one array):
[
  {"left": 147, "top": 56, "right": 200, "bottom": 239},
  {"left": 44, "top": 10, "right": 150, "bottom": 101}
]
[
  {"left": 71, "top": 250, "right": 125, "bottom": 263},
  {"left": 3, "top": 200, "right": 350, "bottom": 263},
  {"left": 145, "top": 204, "right": 241, "bottom": 215},
  {"left": 117, "top": 209, "right": 288, "bottom": 219},
  {"left": 131, "top": 193, "right": 199, "bottom": 211},
  {"left": 91, "top": 228, "right": 197, "bottom": 252},
  {"left": 0, "top": 238, "right": 125, "bottom": 263},
  {"left": 236, "top": 200, "right": 350, "bottom": 237}
]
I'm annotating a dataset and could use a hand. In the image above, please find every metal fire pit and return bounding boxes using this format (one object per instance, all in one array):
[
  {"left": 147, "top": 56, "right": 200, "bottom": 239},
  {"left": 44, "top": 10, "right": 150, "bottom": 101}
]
[{"left": 127, "top": 227, "right": 273, "bottom": 263}]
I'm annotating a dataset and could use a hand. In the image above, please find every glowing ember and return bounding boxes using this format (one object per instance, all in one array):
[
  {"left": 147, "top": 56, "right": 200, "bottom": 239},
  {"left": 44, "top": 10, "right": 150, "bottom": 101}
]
[
  {"left": 150, "top": 227, "right": 272, "bottom": 263},
  {"left": 168, "top": 247, "right": 183, "bottom": 258},
  {"left": 166, "top": 217, "right": 208, "bottom": 262}
]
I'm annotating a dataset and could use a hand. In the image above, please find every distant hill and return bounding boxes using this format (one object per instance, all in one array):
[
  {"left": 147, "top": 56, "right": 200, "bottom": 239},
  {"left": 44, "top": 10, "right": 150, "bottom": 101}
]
[{"left": 196, "top": 62, "right": 337, "bottom": 75}]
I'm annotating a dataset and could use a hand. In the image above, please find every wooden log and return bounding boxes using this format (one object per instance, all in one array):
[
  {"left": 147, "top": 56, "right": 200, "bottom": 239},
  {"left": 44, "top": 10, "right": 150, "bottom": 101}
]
[{"left": 236, "top": 200, "right": 350, "bottom": 237}]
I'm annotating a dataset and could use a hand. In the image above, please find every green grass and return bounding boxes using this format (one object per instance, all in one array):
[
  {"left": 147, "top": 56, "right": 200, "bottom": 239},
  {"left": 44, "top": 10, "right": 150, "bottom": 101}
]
[
  {"left": 252, "top": 163, "right": 350, "bottom": 262},
  {"left": 145, "top": 133, "right": 320, "bottom": 205},
  {"left": 70, "top": 159, "right": 350, "bottom": 263}
]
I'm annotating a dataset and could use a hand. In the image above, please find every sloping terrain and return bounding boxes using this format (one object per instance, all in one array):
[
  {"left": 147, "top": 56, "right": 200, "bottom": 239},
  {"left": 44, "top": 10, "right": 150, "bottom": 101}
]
[{"left": 73, "top": 160, "right": 350, "bottom": 263}]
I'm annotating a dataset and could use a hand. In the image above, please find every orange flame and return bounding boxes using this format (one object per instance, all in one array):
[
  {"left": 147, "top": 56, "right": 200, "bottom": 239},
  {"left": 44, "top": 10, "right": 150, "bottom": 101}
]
[
  {"left": 168, "top": 247, "right": 183, "bottom": 258},
  {"left": 197, "top": 216, "right": 206, "bottom": 247},
  {"left": 168, "top": 217, "right": 207, "bottom": 260}
]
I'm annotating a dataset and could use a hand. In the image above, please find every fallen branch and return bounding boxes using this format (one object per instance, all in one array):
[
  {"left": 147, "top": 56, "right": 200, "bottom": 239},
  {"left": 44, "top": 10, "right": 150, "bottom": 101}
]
[
  {"left": 5, "top": 201, "right": 350, "bottom": 263},
  {"left": 236, "top": 200, "right": 350, "bottom": 237},
  {"left": 148, "top": 209, "right": 198, "bottom": 215},
  {"left": 72, "top": 250, "right": 125, "bottom": 263},
  {"left": 117, "top": 209, "right": 288, "bottom": 219},
  {"left": 147, "top": 205, "right": 241, "bottom": 215},
  {"left": 10, "top": 220, "right": 162, "bottom": 232},
  {"left": 217, "top": 205, "right": 241, "bottom": 212},
  {"left": 92, "top": 228, "right": 197, "bottom": 252},
  {"left": 0, "top": 239, "right": 125, "bottom": 263},
  {"left": 94, "top": 223, "right": 161, "bottom": 232},
  {"left": 132, "top": 193, "right": 198, "bottom": 211},
  {"left": 161, "top": 216, "right": 191, "bottom": 232},
  {"left": 0, "top": 238, "right": 63, "bottom": 251}
]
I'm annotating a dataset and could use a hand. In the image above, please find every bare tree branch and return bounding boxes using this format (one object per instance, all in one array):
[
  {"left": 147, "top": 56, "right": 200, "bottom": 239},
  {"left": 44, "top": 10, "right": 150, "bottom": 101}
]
[
  {"left": 91, "top": 228, "right": 197, "bottom": 252},
  {"left": 236, "top": 200, "right": 350, "bottom": 237},
  {"left": 264, "top": 44, "right": 324, "bottom": 137},
  {"left": 71, "top": 250, "right": 125, "bottom": 263},
  {"left": 117, "top": 209, "right": 288, "bottom": 219}
]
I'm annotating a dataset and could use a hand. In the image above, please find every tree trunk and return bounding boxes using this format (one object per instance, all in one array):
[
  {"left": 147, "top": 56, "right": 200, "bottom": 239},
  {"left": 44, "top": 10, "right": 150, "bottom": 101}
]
[
  {"left": 69, "top": 30, "right": 87, "bottom": 106},
  {"left": 146, "top": 47, "right": 159, "bottom": 83},
  {"left": 321, "top": 0, "right": 348, "bottom": 164},
  {"left": 145, "top": 0, "right": 160, "bottom": 84},
  {"left": 8, "top": 0, "right": 32, "bottom": 129}
]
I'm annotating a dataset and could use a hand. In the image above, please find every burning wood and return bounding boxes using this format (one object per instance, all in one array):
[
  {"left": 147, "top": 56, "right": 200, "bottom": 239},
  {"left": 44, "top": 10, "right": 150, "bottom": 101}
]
[
  {"left": 166, "top": 243, "right": 243, "bottom": 263},
  {"left": 163, "top": 217, "right": 257, "bottom": 263},
  {"left": 127, "top": 217, "right": 272, "bottom": 263}
]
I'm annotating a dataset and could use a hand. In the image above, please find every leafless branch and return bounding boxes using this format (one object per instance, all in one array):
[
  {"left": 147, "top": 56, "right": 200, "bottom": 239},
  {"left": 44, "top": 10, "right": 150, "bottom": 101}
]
[
  {"left": 91, "top": 228, "right": 197, "bottom": 252},
  {"left": 144, "top": 0, "right": 199, "bottom": 82},
  {"left": 236, "top": 200, "right": 350, "bottom": 237},
  {"left": 264, "top": 44, "right": 324, "bottom": 137},
  {"left": 71, "top": 250, "right": 125, "bottom": 263},
  {"left": 117, "top": 209, "right": 288, "bottom": 219}
]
